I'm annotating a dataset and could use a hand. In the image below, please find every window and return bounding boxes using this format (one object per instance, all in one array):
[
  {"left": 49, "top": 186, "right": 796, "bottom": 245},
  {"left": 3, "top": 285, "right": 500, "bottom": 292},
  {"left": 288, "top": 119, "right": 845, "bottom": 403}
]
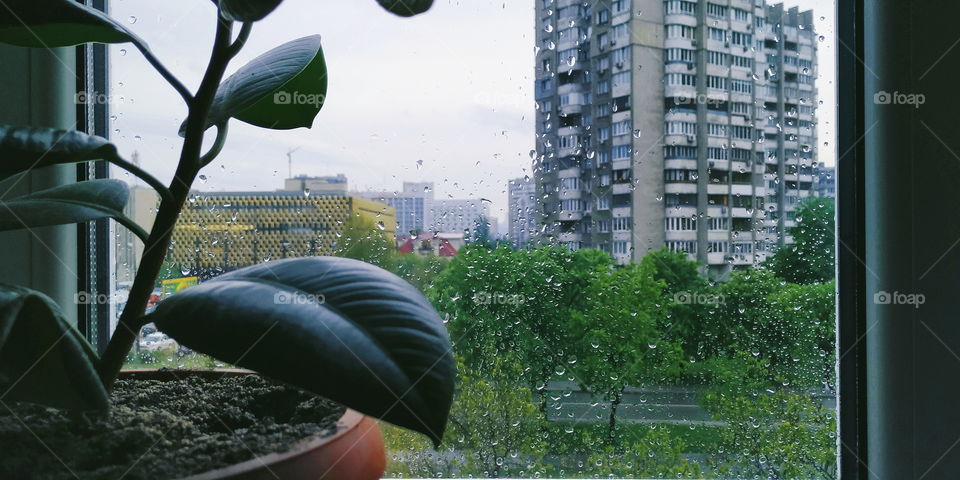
[
  {"left": 7, "top": 0, "right": 844, "bottom": 478},
  {"left": 707, "top": 50, "right": 728, "bottom": 65},
  {"left": 612, "top": 119, "right": 631, "bottom": 136},
  {"left": 666, "top": 24, "right": 696, "bottom": 39},
  {"left": 612, "top": 46, "right": 631, "bottom": 65},
  {"left": 612, "top": 144, "right": 631, "bottom": 159},
  {"left": 667, "top": 48, "right": 696, "bottom": 63},
  {"left": 666, "top": 121, "right": 697, "bottom": 135},
  {"left": 611, "top": 71, "right": 631, "bottom": 88},
  {"left": 664, "top": 0, "right": 697, "bottom": 15}
]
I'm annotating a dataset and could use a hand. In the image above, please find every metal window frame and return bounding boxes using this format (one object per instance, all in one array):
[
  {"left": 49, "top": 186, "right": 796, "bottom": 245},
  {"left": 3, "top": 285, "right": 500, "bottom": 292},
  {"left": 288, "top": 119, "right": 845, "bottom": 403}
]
[
  {"left": 837, "top": 0, "right": 867, "bottom": 478},
  {"left": 75, "top": 0, "right": 112, "bottom": 352}
]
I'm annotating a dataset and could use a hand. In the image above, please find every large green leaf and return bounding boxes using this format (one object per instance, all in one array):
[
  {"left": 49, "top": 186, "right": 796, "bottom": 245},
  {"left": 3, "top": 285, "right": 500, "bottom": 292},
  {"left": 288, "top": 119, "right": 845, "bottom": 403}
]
[
  {"left": 376, "top": 0, "right": 433, "bottom": 17},
  {"left": 0, "top": 126, "right": 119, "bottom": 180},
  {"left": 192, "top": 35, "right": 327, "bottom": 133},
  {"left": 0, "top": 179, "right": 147, "bottom": 241},
  {"left": 0, "top": 0, "right": 133, "bottom": 47},
  {"left": 0, "top": 284, "right": 108, "bottom": 411},
  {"left": 149, "top": 257, "right": 455, "bottom": 445},
  {"left": 214, "top": 0, "right": 284, "bottom": 22}
]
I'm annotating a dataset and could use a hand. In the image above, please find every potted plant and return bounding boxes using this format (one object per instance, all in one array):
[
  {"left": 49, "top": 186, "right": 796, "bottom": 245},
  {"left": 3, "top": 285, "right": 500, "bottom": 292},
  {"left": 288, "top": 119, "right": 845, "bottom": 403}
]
[{"left": 0, "top": 0, "right": 452, "bottom": 478}]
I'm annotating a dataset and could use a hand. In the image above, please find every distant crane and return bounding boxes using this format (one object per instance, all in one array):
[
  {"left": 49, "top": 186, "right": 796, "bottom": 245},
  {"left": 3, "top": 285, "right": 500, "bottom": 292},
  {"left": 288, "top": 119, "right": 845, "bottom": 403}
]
[{"left": 286, "top": 147, "right": 301, "bottom": 178}]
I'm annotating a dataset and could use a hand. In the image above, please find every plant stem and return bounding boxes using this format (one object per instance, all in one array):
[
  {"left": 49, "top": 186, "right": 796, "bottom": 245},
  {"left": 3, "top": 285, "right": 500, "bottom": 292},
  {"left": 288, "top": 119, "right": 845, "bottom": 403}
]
[
  {"left": 129, "top": 33, "right": 193, "bottom": 104},
  {"left": 107, "top": 153, "right": 173, "bottom": 203},
  {"left": 97, "top": 17, "right": 237, "bottom": 388}
]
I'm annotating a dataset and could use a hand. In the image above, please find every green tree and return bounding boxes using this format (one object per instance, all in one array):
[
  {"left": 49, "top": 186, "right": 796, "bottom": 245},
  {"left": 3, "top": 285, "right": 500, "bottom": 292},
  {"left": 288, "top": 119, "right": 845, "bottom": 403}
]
[
  {"left": 390, "top": 253, "right": 448, "bottom": 291},
  {"left": 704, "top": 389, "right": 836, "bottom": 479},
  {"left": 433, "top": 245, "right": 596, "bottom": 415},
  {"left": 333, "top": 214, "right": 394, "bottom": 269},
  {"left": 767, "top": 197, "right": 835, "bottom": 284},
  {"left": 569, "top": 262, "right": 665, "bottom": 442},
  {"left": 641, "top": 248, "right": 709, "bottom": 361}
]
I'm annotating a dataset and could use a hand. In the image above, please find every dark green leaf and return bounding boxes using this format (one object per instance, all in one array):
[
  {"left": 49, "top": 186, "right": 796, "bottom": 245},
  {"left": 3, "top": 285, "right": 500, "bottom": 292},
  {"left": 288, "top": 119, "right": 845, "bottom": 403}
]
[
  {"left": 0, "top": 0, "right": 133, "bottom": 47},
  {"left": 192, "top": 35, "right": 327, "bottom": 134},
  {"left": 149, "top": 257, "right": 455, "bottom": 445},
  {"left": 376, "top": 0, "right": 433, "bottom": 17},
  {"left": 0, "top": 179, "right": 147, "bottom": 241},
  {"left": 0, "top": 284, "right": 108, "bottom": 411},
  {"left": 215, "top": 0, "right": 283, "bottom": 22},
  {"left": 0, "top": 126, "right": 119, "bottom": 180}
]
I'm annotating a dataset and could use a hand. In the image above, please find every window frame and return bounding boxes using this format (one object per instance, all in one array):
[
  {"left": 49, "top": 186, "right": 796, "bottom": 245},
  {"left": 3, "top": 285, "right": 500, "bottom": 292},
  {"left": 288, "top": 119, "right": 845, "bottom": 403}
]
[{"left": 69, "top": 0, "right": 869, "bottom": 477}]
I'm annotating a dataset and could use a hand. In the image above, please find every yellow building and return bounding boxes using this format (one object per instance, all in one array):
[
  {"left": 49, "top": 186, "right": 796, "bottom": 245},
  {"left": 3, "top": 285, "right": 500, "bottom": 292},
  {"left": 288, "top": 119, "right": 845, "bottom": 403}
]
[{"left": 169, "top": 192, "right": 395, "bottom": 269}]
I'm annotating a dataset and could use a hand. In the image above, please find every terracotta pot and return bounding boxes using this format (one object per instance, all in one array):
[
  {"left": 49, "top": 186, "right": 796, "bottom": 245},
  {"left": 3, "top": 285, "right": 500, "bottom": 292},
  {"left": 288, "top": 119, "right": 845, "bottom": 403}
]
[{"left": 119, "top": 369, "right": 386, "bottom": 480}]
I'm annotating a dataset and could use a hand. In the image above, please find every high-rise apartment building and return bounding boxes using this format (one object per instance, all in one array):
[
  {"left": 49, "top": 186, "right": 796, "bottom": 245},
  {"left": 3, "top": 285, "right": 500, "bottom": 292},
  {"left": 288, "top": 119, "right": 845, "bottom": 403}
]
[
  {"left": 534, "top": 0, "right": 817, "bottom": 275},
  {"left": 508, "top": 177, "right": 538, "bottom": 248},
  {"left": 428, "top": 199, "right": 491, "bottom": 237}
]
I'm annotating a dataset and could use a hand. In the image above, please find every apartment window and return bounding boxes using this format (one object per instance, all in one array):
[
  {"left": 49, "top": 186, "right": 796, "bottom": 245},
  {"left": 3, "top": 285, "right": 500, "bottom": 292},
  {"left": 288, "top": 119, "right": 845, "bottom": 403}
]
[
  {"left": 730, "top": 79, "right": 753, "bottom": 93},
  {"left": 709, "top": 241, "right": 729, "bottom": 253},
  {"left": 707, "top": 147, "right": 729, "bottom": 159},
  {"left": 730, "top": 101, "right": 752, "bottom": 115},
  {"left": 596, "top": 219, "right": 611, "bottom": 233},
  {"left": 706, "top": 3, "right": 728, "bottom": 17},
  {"left": 666, "top": 241, "right": 697, "bottom": 253},
  {"left": 665, "top": 216, "right": 697, "bottom": 231},
  {"left": 666, "top": 121, "right": 697, "bottom": 135},
  {"left": 559, "top": 134, "right": 579, "bottom": 149},
  {"left": 732, "top": 125, "right": 753, "bottom": 139},
  {"left": 709, "top": 217, "right": 729, "bottom": 230},
  {"left": 561, "top": 199, "right": 583, "bottom": 211},
  {"left": 732, "top": 55, "right": 753, "bottom": 68},
  {"left": 612, "top": 46, "right": 631, "bottom": 65},
  {"left": 598, "top": 150, "right": 611, "bottom": 164},
  {"left": 706, "top": 75, "right": 727, "bottom": 90},
  {"left": 733, "top": 8, "right": 750, "bottom": 22},
  {"left": 596, "top": 55, "right": 610, "bottom": 71},
  {"left": 665, "top": 145, "right": 697, "bottom": 158},
  {"left": 611, "top": 241, "right": 630, "bottom": 254},
  {"left": 667, "top": 48, "right": 696, "bottom": 64},
  {"left": 613, "top": 168, "right": 632, "bottom": 183},
  {"left": 596, "top": 103, "right": 612, "bottom": 117},
  {"left": 612, "top": 217, "right": 632, "bottom": 231},
  {"left": 708, "top": 27, "right": 726, "bottom": 41},
  {"left": 560, "top": 177, "right": 581, "bottom": 190},
  {"left": 666, "top": 24, "right": 696, "bottom": 39},
  {"left": 597, "top": 8, "right": 610, "bottom": 24},
  {"left": 611, "top": 71, "right": 631, "bottom": 88},
  {"left": 599, "top": 173, "right": 611, "bottom": 186},
  {"left": 707, "top": 50, "right": 728, "bottom": 65},
  {"left": 664, "top": 0, "right": 697, "bottom": 15},
  {"left": 731, "top": 31, "right": 752, "bottom": 46},
  {"left": 611, "top": 0, "right": 629, "bottom": 16},
  {"left": 596, "top": 80, "right": 611, "bottom": 94},
  {"left": 596, "top": 195, "right": 611, "bottom": 210},
  {"left": 598, "top": 127, "right": 610, "bottom": 142},
  {"left": 666, "top": 73, "right": 697, "bottom": 87},
  {"left": 612, "top": 119, "right": 631, "bottom": 136},
  {"left": 612, "top": 24, "right": 629, "bottom": 41},
  {"left": 708, "top": 124, "right": 727, "bottom": 137},
  {"left": 612, "top": 145, "right": 631, "bottom": 159}
]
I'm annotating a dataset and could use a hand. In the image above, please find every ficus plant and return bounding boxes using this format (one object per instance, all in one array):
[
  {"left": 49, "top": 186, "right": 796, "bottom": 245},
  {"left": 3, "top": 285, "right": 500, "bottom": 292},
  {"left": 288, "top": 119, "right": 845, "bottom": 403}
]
[{"left": 0, "top": 0, "right": 453, "bottom": 447}]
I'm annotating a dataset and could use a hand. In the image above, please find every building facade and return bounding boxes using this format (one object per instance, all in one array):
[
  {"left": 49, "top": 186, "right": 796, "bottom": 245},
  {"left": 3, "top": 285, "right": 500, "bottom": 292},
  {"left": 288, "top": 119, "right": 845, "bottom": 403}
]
[
  {"left": 429, "top": 198, "right": 491, "bottom": 237},
  {"left": 169, "top": 192, "right": 395, "bottom": 270},
  {"left": 508, "top": 177, "right": 538, "bottom": 248},
  {"left": 534, "top": 0, "right": 817, "bottom": 274},
  {"left": 814, "top": 162, "right": 835, "bottom": 199},
  {"left": 360, "top": 181, "right": 492, "bottom": 238},
  {"left": 282, "top": 174, "right": 348, "bottom": 195}
]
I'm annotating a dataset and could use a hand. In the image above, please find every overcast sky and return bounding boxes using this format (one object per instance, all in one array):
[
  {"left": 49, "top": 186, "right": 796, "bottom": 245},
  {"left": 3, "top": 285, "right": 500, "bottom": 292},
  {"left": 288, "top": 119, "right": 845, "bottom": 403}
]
[{"left": 109, "top": 0, "right": 836, "bottom": 229}]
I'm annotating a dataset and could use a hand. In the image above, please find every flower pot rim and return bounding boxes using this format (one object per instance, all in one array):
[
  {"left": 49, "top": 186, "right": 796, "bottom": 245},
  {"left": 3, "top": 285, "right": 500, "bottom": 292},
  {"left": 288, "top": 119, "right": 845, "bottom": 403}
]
[{"left": 118, "top": 369, "right": 381, "bottom": 480}]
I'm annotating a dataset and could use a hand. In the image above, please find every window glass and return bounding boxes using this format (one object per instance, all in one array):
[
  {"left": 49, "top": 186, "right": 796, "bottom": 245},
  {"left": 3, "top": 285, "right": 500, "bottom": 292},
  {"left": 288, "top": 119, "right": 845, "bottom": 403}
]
[{"left": 108, "top": 0, "right": 838, "bottom": 477}]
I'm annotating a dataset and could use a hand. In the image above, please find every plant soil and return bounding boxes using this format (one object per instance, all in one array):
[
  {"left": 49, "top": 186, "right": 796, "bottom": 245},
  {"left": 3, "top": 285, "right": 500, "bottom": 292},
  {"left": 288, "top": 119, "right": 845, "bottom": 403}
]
[{"left": 0, "top": 372, "right": 345, "bottom": 479}]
